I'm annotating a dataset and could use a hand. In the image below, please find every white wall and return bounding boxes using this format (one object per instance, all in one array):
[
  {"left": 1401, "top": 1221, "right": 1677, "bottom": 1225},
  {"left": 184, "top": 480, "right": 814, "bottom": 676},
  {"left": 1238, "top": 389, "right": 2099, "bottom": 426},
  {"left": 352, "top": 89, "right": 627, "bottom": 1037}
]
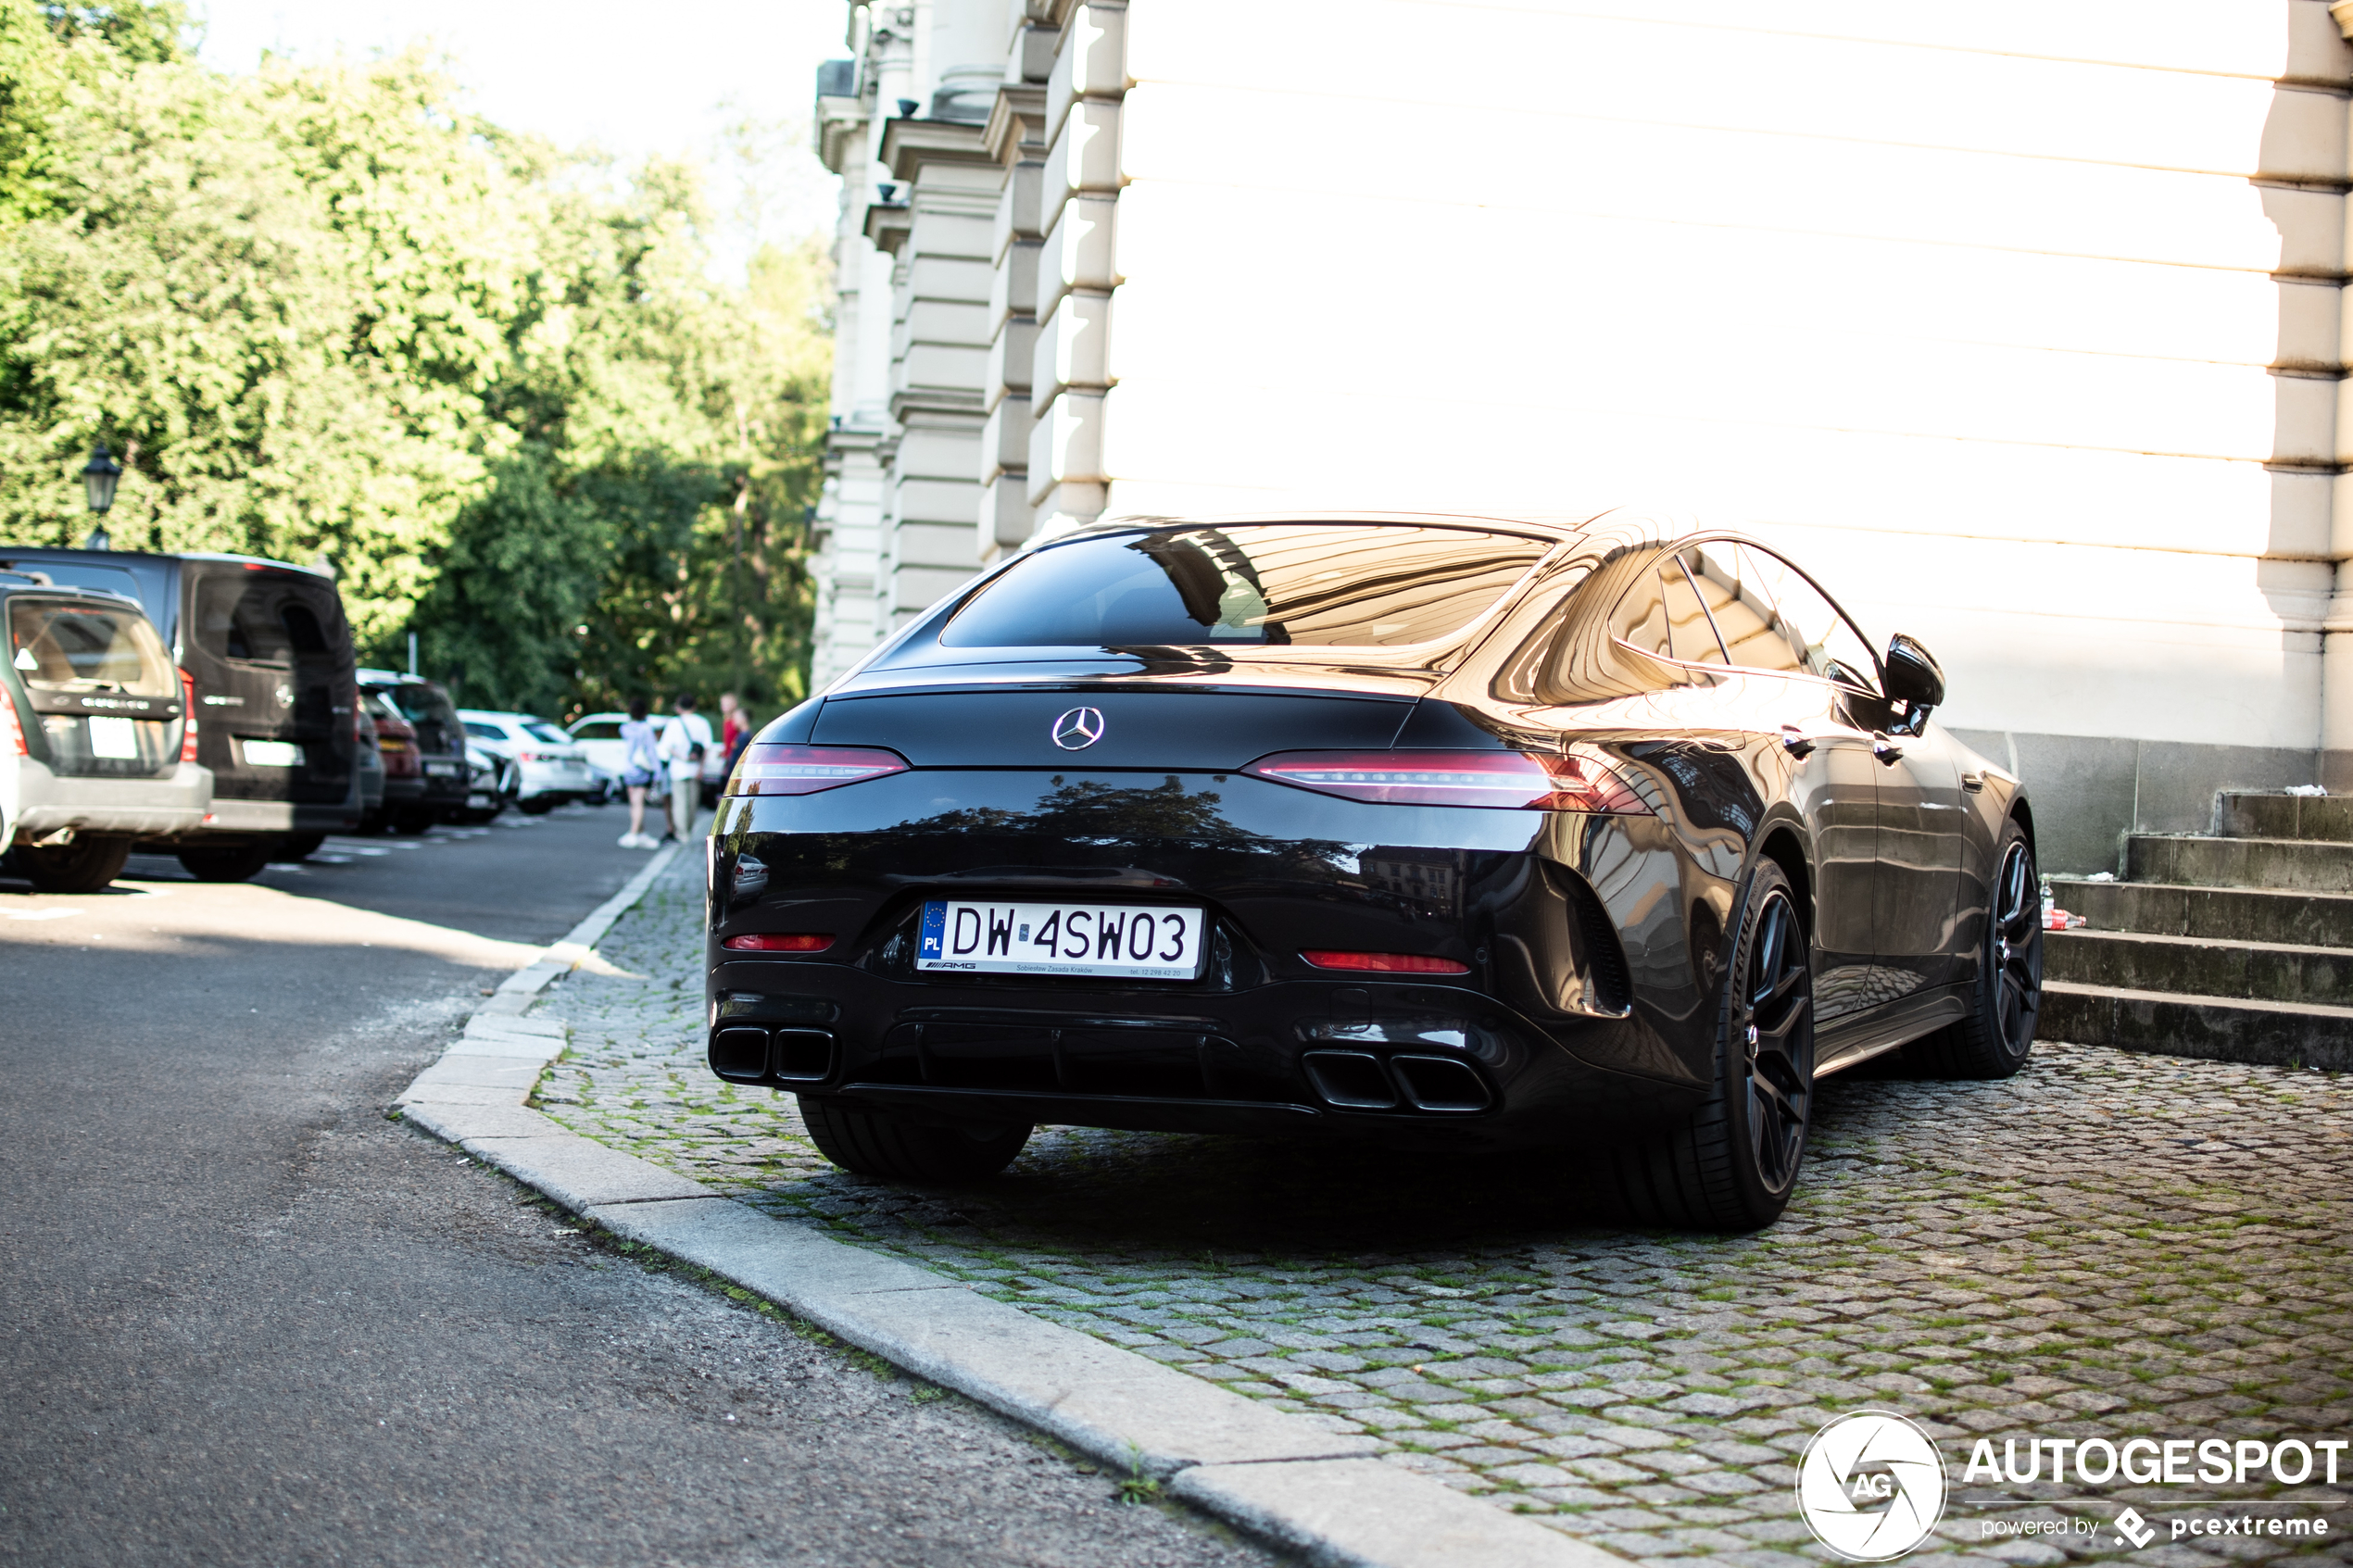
[{"left": 1083, "top": 0, "right": 2346, "bottom": 761}]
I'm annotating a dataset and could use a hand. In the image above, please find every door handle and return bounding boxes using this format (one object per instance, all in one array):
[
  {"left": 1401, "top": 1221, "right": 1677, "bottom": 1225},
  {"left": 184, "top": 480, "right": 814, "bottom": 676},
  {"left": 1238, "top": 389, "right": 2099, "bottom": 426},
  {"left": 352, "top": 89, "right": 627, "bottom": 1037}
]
[
  {"left": 1960, "top": 771, "right": 1985, "bottom": 793},
  {"left": 1872, "top": 736, "right": 1904, "bottom": 765},
  {"left": 1780, "top": 726, "right": 1816, "bottom": 760}
]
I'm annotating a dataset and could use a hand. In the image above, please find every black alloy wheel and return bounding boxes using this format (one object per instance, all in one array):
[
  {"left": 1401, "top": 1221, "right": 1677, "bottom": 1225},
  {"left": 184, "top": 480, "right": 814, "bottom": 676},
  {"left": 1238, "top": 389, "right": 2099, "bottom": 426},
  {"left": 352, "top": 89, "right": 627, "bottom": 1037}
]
[
  {"left": 1738, "top": 884, "right": 1813, "bottom": 1195},
  {"left": 1611, "top": 858, "right": 1816, "bottom": 1231},
  {"left": 1914, "top": 820, "right": 2041, "bottom": 1079}
]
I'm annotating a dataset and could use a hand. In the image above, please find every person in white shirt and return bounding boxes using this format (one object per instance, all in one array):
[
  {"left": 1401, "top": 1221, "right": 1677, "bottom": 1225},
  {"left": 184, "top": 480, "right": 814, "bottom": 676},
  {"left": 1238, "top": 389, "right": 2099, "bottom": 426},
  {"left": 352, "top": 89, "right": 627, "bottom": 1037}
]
[{"left": 656, "top": 693, "right": 714, "bottom": 842}]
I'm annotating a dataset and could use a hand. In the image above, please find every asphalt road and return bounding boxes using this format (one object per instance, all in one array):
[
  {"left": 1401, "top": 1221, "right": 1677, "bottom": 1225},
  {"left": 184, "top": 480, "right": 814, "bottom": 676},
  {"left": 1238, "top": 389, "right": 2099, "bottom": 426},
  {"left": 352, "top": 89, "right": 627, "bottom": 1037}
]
[{"left": 0, "top": 807, "right": 1276, "bottom": 1568}]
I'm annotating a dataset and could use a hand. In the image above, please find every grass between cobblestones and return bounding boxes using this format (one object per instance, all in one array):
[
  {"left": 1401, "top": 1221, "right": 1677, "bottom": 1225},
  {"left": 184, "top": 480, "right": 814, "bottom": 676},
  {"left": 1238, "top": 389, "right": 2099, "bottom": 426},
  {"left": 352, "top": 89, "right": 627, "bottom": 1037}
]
[{"left": 532, "top": 859, "right": 2353, "bottom": 1568}]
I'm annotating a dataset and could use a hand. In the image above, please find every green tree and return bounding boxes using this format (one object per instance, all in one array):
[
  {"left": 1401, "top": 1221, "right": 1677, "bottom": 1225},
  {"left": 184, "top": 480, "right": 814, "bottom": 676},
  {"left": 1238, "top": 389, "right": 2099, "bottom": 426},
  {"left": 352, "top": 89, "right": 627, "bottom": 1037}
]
[{"left": 0, "top": 10, "right": 828, "bottom": 709}]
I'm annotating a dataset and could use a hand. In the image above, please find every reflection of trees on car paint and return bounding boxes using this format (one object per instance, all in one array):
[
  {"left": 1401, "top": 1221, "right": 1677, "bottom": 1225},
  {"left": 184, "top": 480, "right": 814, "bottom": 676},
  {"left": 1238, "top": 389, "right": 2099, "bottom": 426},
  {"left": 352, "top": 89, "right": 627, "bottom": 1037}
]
[{"left": 864, "top": 776, "right": 1354, "bottom": 872}]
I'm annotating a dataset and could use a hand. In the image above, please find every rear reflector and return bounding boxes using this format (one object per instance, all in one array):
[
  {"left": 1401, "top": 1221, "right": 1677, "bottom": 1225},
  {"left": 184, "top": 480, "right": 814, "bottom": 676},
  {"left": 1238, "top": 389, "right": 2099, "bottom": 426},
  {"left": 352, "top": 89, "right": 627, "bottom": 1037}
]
[
  {"left": 1302, "top": 950, "right": 1470, "bottom": 975},
  {"left": 1243, "top": 748, "right": 1649, "bottom": 813},
  {"left": 724, "top": 933, "right": 833, "bottom": 953},
  {"left": 724, "top": 744, "right": 908, "bottom": 797}
]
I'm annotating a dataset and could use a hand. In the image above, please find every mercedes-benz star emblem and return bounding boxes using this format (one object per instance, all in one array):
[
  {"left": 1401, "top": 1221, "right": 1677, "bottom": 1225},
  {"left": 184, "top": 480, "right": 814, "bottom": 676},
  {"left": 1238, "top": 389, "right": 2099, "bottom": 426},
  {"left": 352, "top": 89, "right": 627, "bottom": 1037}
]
[{"left": 1051, "top": 706, "right": 1105, "bottom": 750}]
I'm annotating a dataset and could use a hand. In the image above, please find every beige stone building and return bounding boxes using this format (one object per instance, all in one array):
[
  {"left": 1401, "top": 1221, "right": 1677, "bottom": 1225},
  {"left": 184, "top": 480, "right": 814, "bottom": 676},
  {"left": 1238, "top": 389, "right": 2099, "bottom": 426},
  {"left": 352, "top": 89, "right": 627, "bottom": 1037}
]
[{"left": 811, "top": 0, "right": 2353, "bottom": 871}]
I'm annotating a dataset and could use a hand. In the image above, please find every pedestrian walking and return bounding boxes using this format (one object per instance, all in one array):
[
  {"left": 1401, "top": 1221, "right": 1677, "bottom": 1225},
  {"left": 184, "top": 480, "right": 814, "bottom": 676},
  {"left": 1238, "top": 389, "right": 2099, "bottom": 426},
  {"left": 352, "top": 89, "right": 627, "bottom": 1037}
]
[
  {"left": 657, "top": 692, "right": 713, "bottom": 842},
  {"left": 616, "top": 697, "right": 663, "bottom": 848}
]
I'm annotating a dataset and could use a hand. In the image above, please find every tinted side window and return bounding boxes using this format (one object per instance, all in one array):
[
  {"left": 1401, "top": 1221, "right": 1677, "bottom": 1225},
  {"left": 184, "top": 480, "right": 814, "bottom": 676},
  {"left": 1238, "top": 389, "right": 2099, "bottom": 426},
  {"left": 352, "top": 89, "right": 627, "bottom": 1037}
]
[{"left": 1691, "top": 543, "right": 1879, "bottom": 694}]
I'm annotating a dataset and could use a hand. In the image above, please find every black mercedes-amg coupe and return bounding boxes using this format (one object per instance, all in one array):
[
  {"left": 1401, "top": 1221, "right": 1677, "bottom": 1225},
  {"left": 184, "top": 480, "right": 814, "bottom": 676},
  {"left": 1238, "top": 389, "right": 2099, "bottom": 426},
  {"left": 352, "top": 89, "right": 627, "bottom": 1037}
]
[{"left": 703, "top": 514, "right": 2043, "bottom": 1229}]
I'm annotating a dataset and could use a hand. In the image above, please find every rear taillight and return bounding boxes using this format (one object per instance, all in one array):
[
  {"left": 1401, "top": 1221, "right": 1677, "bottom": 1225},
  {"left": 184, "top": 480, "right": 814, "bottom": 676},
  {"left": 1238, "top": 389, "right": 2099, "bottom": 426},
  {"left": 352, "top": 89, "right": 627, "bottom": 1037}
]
[
  {"left": 1302, "top": 951, "right": 1471, "bottom": 975},
  {"left": 1242, "top": 748, "right": 1650, "bottom": 814},
  {"left": 724, "top": 744, "right": 909, "bottom": 797},
  {"left": 0, "top": 682, "right": 25, "bottom": 757},
  {"left": 723, "top": 933, "right": 833, "bottom": 952},
  {"left": 179, "top": 669, "right": 199, "bottom": 763}
]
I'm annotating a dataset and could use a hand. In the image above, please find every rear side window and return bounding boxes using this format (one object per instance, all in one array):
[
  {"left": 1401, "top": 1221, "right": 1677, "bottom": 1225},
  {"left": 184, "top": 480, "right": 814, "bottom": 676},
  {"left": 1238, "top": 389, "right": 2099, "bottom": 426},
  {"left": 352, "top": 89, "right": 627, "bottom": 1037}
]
[
  {"left": 194, "top": 571, "right": 349, "bottom": 668},
  {"left": 941, "top": 525, "right": 1549, "bottom": 649},
  {"left": 7, "top": 597, "right": 175, "bottom": 696},
  {"left": 1688, "top": 543, "right": 1880, "bottom": 695},
  {"left": 463, "top": 721, "right": 504, "bottom": 740},
  {"left": 524, "top": 721, "right": 570, "bottom": 745}
]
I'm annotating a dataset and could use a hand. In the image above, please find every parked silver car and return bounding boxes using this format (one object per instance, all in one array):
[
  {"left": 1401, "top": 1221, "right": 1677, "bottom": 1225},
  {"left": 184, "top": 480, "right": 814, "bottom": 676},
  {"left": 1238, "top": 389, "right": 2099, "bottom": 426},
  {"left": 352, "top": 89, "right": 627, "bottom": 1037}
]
[{"left": 1, "top": 573, "right": 211, "bottom": 892}]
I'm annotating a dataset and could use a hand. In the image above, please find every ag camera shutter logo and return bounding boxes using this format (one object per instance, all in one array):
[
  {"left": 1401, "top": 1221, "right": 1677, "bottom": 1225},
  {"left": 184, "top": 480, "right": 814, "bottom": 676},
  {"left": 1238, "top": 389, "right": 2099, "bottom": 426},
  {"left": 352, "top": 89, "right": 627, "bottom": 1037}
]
[{"left": 1797, "top": 1411, "right": 1949, "bottom": 1561}]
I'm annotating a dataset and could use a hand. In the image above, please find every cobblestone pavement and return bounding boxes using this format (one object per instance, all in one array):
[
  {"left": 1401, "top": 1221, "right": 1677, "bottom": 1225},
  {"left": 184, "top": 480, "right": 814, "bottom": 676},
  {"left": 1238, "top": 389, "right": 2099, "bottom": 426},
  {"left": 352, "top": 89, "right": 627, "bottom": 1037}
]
[{"left": 534, "top": 858, "right": 2353, "bottom": 1568}]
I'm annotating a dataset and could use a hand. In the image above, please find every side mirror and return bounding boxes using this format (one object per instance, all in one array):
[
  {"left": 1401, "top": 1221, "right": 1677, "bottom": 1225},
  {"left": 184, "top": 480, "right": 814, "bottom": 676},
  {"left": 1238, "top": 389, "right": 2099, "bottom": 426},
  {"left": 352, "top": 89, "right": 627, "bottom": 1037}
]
[{"left": 1882, "top": 633, "right": 1945, "bottom": 718}]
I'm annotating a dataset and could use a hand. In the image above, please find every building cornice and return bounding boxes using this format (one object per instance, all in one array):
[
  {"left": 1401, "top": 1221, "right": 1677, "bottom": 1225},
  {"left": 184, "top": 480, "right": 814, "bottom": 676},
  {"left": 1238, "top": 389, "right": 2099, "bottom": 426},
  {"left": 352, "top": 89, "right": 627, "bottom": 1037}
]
[
  {"left": 863, "top": 200, "right": 912, "bottom": 257},
  {"left": 815, "top": 95, "right": 867, "bottom": 173},
  {"left": 880, "top": 116, "right": 995, "bottom": 183},
  {"left": 890, "top": 386, "right": 989, "bottom": 423},
  {"left": 984, "top": 84, "right": 1051, "bottom": 163}
]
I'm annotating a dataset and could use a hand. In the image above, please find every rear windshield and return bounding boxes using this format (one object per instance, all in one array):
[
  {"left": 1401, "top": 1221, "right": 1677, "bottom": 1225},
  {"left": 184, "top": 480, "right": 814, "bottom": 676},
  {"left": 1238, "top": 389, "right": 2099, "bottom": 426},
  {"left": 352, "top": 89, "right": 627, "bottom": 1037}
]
[
  {"left": 193, "top": 570, "right": 349, "bottom": 668},
  {"left": 7, "top": 597, "right": 175, "bottom": 696},
  {"left": 572, "top": 720, "right": 623, "bottom": 740},
  {"left": 462, "top": 721, "right": 504, "bottom": 741},
  {"left": 371, "top": 681, "right": 460, "bottom": 745},
  {"left": 940, "top": 525, "right": 1551, "bottom": 649},
  {"left": 524, "top": 721, "right": 570, "bottom": 745}
]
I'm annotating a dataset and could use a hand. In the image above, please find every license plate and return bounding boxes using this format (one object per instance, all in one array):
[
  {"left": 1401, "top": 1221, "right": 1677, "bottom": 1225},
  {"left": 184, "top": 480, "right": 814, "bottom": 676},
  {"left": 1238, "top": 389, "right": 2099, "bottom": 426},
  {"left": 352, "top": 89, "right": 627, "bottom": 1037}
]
[
  {"left": 242, "top": 738, "right": 303, "bottom": 768},
  {"left": 88, "top": 716, "right": 139, "bottom": 759},
  {"left": 425, "top": 761, "right": 459, "bottom": 776},
  {"left": 917, "top": 898, "right": 1205, "bottom": 980}
]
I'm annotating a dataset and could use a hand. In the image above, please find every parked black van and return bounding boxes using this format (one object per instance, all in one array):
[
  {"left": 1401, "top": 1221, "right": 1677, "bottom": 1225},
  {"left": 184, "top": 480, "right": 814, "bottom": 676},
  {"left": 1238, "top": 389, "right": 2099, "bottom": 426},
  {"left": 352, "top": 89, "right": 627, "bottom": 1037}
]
[{"left": 0, "top": 547, "right": 360, "bottom": 879}]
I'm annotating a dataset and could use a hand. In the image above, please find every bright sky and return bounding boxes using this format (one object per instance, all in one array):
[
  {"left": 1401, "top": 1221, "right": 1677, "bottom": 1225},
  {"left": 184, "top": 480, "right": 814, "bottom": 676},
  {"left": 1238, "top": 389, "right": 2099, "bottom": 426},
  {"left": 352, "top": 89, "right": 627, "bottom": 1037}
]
[{"left": 193, "top": 0, "right": 849, "bottom": 267}]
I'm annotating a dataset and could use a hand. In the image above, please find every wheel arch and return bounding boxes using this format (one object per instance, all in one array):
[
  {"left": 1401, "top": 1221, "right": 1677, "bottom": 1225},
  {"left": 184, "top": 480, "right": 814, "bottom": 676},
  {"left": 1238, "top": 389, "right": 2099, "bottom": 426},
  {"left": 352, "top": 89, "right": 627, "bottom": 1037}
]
[{"left": 1755, "top": 823, "right": 1813, "bottom": 942}]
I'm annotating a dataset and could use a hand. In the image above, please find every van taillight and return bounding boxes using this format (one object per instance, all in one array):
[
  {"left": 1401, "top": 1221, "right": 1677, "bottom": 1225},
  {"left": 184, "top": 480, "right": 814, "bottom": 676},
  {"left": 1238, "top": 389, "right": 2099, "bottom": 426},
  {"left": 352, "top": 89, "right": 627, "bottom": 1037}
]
[
  {"left": 0, "top": 683, "right": 25, "bottom": 757},
  {"left": 179, "top": 669, "right": 199, "bottom": 763}
]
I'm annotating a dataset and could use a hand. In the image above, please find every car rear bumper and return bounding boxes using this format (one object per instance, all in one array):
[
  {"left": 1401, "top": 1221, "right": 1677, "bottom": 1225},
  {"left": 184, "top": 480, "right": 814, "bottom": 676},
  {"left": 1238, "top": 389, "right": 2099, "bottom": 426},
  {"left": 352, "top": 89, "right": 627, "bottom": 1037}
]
[
  {"left": 7, "top": 759, "right": 213, "bottom": 842},
  {"left": 704, "top": 766, "right": 1725, "bottom": 1148}
]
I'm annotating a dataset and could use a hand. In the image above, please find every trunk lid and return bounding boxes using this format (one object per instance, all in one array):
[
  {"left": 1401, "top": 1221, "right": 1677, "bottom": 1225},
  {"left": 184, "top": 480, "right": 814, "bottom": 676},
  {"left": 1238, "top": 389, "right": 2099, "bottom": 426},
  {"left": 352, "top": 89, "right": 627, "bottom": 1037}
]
[{"left": 812, "top": 675, "right": 1412, "bottom": 770}]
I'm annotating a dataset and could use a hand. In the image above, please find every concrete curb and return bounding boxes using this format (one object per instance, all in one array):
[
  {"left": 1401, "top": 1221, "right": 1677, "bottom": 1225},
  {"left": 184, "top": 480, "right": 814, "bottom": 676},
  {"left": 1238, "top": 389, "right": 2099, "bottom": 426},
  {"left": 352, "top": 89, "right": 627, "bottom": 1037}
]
[{"left": 394, "top": 842, "right": 1615, "bottom": 1568}]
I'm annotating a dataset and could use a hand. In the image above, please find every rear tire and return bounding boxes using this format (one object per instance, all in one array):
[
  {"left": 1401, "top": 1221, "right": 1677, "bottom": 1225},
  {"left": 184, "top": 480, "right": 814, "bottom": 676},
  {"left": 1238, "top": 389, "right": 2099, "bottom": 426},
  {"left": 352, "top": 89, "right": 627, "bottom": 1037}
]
[
  {"left": 799, "top": 1098, "right": 1032, "bottom": 1184},
  {"left": 176, "top": 843, "right": 275, "bottom": 883},
  {"left": 1609, "top": 859, "right": 1815, "bottom": 1231},
  {"left": 518, "top": 797, "right": 553, "bottom": 816},
  {"left": 20, "top": 834, "right": 133, "bottom": 894},
  {"left": 1910, "top": 818, "right": 2041, "bottom": 1079},
  {"left": 271, "top": 833, "right": 326, "bottom": 862},
  {"left": 388, "top": 809, "right": 434, "bottom": 835}
]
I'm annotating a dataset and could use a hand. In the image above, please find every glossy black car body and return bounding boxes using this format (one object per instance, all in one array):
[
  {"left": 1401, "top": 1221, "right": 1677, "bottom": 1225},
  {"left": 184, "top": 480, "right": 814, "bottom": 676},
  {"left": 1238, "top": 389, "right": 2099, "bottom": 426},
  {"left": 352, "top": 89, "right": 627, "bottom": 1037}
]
[{"left": 706, "top": 515, "right": 2037, "bottom": 1223}]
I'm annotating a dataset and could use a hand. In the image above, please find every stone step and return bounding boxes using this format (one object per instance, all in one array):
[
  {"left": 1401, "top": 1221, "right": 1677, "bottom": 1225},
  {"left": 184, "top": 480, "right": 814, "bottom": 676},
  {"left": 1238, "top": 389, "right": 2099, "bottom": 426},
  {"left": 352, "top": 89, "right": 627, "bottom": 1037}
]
[
  {"left": 2044, "top": 928, "right": 2350, "bottom": 1007},
  {"left": 2040, "top": 981, "right": 2353, "bottom": 1073},
  {"left": 2218, "top": 791, "right": 2353, "bottom": 844},
  {"left": 2124, "top": 834, "right": 2353, "bottom": 894},
  {"left": 2053, "top": 877, "right": 2353, "bottom": 947}
]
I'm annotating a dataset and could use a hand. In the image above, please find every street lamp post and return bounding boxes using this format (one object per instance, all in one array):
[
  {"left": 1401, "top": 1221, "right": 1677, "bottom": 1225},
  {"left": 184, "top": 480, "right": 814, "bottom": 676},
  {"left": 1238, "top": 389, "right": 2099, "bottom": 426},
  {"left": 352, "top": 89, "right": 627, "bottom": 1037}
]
[{"left": 82, "top": 443, "right": 120, "bottom": 550}]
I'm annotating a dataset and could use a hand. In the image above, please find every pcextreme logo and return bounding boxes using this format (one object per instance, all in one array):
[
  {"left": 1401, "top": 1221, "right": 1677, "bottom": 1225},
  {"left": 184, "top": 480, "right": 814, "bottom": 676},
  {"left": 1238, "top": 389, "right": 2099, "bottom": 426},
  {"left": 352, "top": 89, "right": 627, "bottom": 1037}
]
[{"left": 1796, "top": 1411, "right": 1950, "bottom": 1562}]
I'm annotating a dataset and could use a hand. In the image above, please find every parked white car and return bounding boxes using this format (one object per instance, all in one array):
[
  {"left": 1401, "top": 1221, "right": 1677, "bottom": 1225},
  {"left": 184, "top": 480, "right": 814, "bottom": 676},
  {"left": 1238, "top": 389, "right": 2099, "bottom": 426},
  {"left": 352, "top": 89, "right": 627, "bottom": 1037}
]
[
  {"left": 456, "top": 710, "right": 597, "bottom": 814},
  {"left": 1, "top": 573, "right": 212, "bottom": 891},
  {"left": 565, "top": 710, "right": 639, "bottom": 799},
  {"left": 567, "top": 709, "right": 724, "bottom": 800}
]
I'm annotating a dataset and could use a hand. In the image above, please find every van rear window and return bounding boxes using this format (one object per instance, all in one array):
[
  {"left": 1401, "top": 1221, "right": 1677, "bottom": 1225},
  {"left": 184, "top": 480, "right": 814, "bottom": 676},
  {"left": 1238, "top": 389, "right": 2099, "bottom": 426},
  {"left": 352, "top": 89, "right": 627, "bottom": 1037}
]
[
  {"left": 193, "top": 571, "right": 348, "bottom": 668},
  {"left": 940, "top": 525, "right": 1549, "bottom": 650}
]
